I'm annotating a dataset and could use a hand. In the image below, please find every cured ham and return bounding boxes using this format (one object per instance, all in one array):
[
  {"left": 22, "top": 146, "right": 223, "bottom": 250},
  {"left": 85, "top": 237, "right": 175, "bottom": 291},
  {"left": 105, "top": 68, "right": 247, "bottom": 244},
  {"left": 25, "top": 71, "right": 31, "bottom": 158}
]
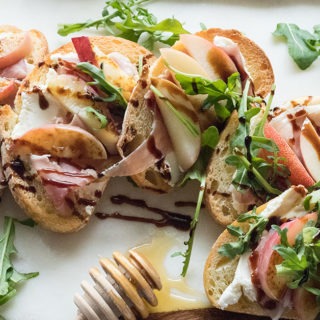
[
  {"left": 72, "top": 36, "right": 97, "bottom": 65},
  {"left": 30, "top": 155, "right": 99, "bottom": 216},
  {"left": 0, "top": 59, "right": 28, "bottom": 80},
  {"left": 102, "top": 107, "right": 173, "bottom": 177}
]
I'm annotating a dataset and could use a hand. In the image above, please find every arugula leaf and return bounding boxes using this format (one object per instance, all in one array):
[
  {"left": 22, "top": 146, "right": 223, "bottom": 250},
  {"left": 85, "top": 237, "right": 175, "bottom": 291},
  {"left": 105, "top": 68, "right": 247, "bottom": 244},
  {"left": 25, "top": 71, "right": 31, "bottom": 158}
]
[
  {"left": 175, "top": 128, "right": 219, "bottom": 276},
  {"left": 58, "top": 0, "right": 189, "bottom": 50},
  {"left": 303, "top": 189, "right": 320, "bottom": 214},
  {"left": 226, "top": 83, "right": 289, "bottom": 199},
  {"left": 201, "top": 126, "right": 219, "bottom": 149},
  {"left": 80, "top": 107, "right": 108, "bottom": 130},
  {"left": 273, "top": 23, "right": 320, "bottom": 70},
  {"left": 219, "top": 211, "right": 268, "bottom": 259},
  {"left": 175, "top": 72, "right": 242, "bottom": 122},
  {"left": 77, "top": 62, "right": 127, "bottom": 108},
  {"left": 0, "top": 217, "right": 38, "bottom": 305}
]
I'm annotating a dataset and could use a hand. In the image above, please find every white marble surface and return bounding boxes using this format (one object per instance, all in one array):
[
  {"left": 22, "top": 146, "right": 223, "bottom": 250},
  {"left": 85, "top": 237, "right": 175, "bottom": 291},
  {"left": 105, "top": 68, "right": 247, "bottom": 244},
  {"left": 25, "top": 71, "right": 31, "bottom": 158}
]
[{"left": 0, "top": 0, "right": 319, "bottom": 319}]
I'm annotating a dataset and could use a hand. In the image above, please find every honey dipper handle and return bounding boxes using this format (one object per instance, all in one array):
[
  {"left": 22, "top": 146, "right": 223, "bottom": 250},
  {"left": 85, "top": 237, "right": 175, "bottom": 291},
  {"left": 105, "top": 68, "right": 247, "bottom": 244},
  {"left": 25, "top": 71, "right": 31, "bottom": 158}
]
[{"left": 75, "top": 311, "right": 86, "bottom": 320}]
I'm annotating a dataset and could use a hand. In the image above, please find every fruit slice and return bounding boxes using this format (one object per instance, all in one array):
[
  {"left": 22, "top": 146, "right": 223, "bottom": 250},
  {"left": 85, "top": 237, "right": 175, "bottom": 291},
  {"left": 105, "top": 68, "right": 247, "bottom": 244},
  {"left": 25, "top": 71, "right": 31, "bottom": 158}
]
[
  {"left": 47, "top": 72, "right": 119, "bottom": 154},
  {"left": 264, "top": 123, "right": 315, "bottom": 187},
  {"left": 13, "top": 124, "right": 107, "bottom": 160},
  {"left": 300, "top": 118, "right": 320, "bottom": 181},
  {"left": 151, "top": 78, "right": 201, "bottom": 171},
  {"left": 0, "top": 31, "right": 32, "bottom": 68},
  {"left": 160, "top": 48, "right": 209, "bottom": 78},
  {"left": 179, "top": 34, "right": 237, "bottom": 81},
  {"left": 269, "top": 106, "right": 307, "bottom": 156},
  {"left": 255, "top": 212, "right": 317, "bottom": 301}
]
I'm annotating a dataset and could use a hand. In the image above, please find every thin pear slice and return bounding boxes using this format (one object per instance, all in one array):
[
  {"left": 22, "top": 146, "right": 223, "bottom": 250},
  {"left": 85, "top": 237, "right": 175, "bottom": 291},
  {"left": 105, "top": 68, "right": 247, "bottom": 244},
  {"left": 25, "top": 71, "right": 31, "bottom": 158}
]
[
  {"left": 179, "top": 34, "right": 237, "bottom": 81},
  {"left": 300, "top": 118, "right": 320, "bottom": 181},
  {"left": 47, "top": 72, "right": 118, "bottom": 154},
  {"left": 160, "top": 48, "right": 210, "bottom": 78},
  {"left": 160, "top": 47, "right": 210, "bottom": 112},
  {"left": 151, "top": 78, "right": 201, "bottom": 171},
  {"left": 13, "top": 124, "right": 107, "bottom": 160}
]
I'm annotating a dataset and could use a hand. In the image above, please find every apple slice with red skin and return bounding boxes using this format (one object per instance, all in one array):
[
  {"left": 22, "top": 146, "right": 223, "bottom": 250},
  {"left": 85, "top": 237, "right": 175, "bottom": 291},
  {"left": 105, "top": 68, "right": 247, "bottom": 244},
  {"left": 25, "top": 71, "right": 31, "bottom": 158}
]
[
  {"left": 253, "top": 212, "right": 318, "bottom": 301},
  {"left": 179, "top": 34, "right": 237, "bottom": 82},
  {"left": 300, "top": 118, "right": 320, "bottom": 182},
  {"left": 264, "top": 123, "right": 315, "bottom": 187}
]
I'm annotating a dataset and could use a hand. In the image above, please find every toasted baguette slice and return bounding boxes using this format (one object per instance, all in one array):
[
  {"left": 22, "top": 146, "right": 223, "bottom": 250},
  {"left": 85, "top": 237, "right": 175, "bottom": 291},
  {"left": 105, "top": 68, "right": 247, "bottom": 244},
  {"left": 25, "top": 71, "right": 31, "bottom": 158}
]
[
  {"left": 203, "top": 226, "right": 297, "bottom": 319},
  {"left": 204, "top": 187, "right": 316, "bottom": 319},
  {"left": 118, "top": 28, "right": 274, "bottom": 193},
  {"left": 205, "top": 111, "right": 244, "bottom": 225},
  {"left": 1, "top": 36, "right": 152, "bottom": 232}
]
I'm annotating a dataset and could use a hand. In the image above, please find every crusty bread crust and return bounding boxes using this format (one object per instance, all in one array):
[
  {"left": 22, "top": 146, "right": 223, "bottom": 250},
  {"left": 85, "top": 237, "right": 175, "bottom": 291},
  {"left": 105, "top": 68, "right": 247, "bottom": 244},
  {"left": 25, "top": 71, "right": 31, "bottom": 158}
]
[
  {"left": 196, "top": 28, "right": 274, "bottom": 98},
  {"left": 203, "top": 224, "right": 298, "bottom": 319},
  {"left": 205, "top": 111, "right": 241, "bottom": 225},
  {"left": 2, "top": 36, "right": 152, "bottom": 232}
]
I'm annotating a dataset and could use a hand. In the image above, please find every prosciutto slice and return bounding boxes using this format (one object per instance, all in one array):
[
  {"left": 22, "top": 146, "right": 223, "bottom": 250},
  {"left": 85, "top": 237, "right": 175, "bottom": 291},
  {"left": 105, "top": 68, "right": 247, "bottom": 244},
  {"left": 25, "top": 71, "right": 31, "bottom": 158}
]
[
  {"left": 72, "top": 36, "right": 97, "bottom": 66},
  {"left": 102, "top": 107, "right": 172, "bottom": 178},
  {"left": 30, "top": 155, "right": 102, "bottom": 217},
  {"left": 213, "top": 36, "right": 252, "bottom": 92},
  {"left": 0, "top": 59, "right": 28, "bottom": 80}
]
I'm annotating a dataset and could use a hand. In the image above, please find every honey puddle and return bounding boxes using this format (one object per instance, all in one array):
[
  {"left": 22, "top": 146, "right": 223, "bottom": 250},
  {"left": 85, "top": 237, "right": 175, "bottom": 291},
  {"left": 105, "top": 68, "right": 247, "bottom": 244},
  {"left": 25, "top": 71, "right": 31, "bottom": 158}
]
[{"left": 134, "top": 230, "right": 211, "bottom": 312}]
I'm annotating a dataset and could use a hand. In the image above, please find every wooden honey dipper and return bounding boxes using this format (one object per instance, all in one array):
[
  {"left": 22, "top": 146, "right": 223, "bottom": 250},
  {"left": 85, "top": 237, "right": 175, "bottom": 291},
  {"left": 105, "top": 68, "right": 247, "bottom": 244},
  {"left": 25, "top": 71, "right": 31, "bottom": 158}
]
[{"left": 74, "top": 249, "right": 162, "bottom": 320}]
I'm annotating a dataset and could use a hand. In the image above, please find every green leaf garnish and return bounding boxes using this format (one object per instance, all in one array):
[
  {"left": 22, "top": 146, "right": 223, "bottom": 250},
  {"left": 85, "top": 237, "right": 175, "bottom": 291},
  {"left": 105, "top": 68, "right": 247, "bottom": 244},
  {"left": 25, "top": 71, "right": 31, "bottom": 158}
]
[
  {"left": 77, "top": 62, "right": 127, "bottom": 108},
  {"left": 81, "top": 107, "right": 108, "bottom": 130},
  {"left": 174, "top": 128, "right": 219, "bottom": 276},
  {"left": 201, "top": 126, "right": 219, "bottom": 149},
  {"left": 273, "top": 23, "right": 320, "bottom": 70},
  {"left": 174, "top": 71, "right": 242, "bottom": 122},
  {"left": 226, "top": 83, "right": 289, "bottom": 199},
  {"left": 0, "top": 217, "right": 39, "bottom": 305},
  {"left": 218, "top": 211, "right": 268, "bottom": 259},
  {"left": 57, "top": 0, "right": 190, "bottom": 50},
  {"left": 273, "top": 220, "right": 320, "bottom": 294}
]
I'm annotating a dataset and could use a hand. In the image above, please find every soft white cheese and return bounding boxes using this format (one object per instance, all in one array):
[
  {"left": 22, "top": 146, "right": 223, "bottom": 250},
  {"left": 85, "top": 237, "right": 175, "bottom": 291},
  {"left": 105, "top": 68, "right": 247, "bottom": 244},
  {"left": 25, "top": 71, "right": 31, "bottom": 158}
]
[
  {"left": 218, "top": 251, "right": 257, "bottom": 309},
  {"left": 12, "top": 91, "right": 65, "bottom": 138},
  {"left": 107, "top": 52, "right": 139, "bottom": 79},
  {"left": 259, "top": 186, "right": 307, "bottom": 219},
  {"left": 50, "top": 52, "right": 79, "bottom": 64}
]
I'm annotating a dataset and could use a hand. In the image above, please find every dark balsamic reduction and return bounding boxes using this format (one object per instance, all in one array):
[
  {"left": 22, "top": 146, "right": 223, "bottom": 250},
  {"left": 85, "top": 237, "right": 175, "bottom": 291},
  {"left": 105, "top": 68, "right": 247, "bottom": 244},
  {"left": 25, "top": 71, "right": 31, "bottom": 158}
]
[
  {"left": 13, "top": 184, "right": 36, "bottom": 194},
  {"left": 9, "top": 159, "right": 26, "bottom": 178},
  {"left": 95, "top": 194, "right": 192, "bottom": 231},
  {"left": 78, "top": 198, "right": 96, "bottom": 206},
  {"left": 32, "top": 86, "right": 49, "bottom": 110},
  {"left": 147, "top": 136, "right": 162, "bottom": 159}
]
